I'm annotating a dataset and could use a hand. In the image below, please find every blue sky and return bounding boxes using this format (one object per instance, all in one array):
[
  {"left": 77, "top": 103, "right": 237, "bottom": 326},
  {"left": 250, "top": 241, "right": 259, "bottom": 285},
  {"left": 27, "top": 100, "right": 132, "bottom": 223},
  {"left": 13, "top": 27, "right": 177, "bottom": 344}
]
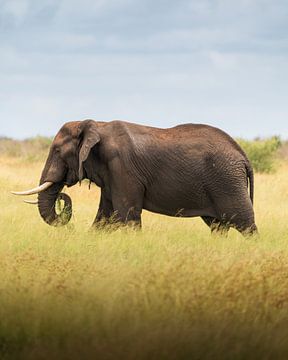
[{"left": 0, "top": 0, "right": 287, "bottom": 139}]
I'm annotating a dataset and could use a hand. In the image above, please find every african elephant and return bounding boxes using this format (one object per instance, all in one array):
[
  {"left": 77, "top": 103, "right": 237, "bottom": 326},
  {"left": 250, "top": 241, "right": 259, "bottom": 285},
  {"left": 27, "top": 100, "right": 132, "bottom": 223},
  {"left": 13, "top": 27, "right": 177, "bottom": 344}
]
[{"left": 12, "top": 120, "right": 257, "bottom": 235}]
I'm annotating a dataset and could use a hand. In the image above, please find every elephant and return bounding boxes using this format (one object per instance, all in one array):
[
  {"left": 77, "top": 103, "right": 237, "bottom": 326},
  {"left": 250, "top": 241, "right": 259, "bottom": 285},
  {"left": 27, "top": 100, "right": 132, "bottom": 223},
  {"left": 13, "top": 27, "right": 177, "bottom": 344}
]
[{"left": 12, "top": 119, "right": 258, "bottom": 235}]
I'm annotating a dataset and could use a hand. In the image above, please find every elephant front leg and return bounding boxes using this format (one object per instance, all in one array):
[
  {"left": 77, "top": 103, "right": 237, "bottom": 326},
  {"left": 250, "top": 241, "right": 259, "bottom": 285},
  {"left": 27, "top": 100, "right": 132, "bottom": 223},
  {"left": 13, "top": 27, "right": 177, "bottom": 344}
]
[
  {"left": 110, "top": 185, "right": 144, "bottom": 229},
  {"left": 92, "top": 192, "right": 114, "bottom": 229},
  {"left": 108, "top": 160, "right": 144, "bottom": 229}
]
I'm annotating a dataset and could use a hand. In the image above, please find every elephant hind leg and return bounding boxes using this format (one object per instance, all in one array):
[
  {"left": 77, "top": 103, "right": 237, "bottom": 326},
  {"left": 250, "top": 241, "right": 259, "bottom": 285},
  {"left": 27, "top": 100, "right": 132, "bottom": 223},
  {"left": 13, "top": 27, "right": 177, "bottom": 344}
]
[
  {"left": 207, "top": 189, "right": 258, "bottom": 237},
  {"left": 233, "top": 220, "right": 258, "bottom": 237},
  {"left": 201, "top": 216, "right": 230, "bottom": 236},
  {"left": 217, "top": 205, "right": 258, "bottom": 237}
]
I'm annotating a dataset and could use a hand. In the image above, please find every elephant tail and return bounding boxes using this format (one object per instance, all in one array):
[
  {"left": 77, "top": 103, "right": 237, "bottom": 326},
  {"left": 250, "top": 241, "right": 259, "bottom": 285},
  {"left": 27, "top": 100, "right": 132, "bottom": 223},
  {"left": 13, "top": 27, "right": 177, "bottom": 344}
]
[{"left": 246, "top": 163, "right": 254, "bottom": 205}]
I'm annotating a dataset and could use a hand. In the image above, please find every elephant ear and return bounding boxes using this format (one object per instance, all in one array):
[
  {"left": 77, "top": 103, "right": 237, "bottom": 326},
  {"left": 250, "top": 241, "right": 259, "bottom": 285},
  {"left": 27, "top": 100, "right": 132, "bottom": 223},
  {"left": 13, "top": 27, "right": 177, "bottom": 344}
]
[{"left": 78, "top": 120, "right": 100, "bottom": 181}]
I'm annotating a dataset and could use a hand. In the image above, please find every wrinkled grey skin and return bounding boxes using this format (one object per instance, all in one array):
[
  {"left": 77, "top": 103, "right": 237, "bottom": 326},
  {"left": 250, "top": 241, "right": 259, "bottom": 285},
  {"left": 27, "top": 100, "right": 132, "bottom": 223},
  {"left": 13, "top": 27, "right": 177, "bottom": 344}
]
[{"left": 38, "top": 119, "right": 257, "bottom": 235}]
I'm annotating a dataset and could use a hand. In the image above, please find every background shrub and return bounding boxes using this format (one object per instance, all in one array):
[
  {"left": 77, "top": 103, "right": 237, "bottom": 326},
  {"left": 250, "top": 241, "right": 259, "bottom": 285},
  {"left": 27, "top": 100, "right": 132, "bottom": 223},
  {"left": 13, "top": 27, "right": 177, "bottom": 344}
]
[
  {"left": 237, "top": 136, "right": 282, "bottom": 173},
  {"left": 0, "top": 136, "right": 52, "bottom": 161}
]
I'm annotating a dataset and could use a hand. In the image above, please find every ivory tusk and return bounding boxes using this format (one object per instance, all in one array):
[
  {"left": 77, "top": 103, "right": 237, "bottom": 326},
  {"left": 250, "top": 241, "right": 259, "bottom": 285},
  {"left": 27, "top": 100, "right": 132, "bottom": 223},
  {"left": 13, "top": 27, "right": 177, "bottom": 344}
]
[
  {"left": 23, "top": 199, "right": 38, "bottom": 205},
  {"left": 11, "top": 182, "right": 53, "bottom": 196}
]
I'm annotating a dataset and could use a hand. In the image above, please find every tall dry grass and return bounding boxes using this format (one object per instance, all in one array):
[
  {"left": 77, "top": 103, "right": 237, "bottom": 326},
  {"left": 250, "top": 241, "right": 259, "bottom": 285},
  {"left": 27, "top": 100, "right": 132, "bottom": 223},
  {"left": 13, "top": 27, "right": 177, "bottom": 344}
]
[{"left": 0, "top": 144, "right": 288, "bottom": 359}]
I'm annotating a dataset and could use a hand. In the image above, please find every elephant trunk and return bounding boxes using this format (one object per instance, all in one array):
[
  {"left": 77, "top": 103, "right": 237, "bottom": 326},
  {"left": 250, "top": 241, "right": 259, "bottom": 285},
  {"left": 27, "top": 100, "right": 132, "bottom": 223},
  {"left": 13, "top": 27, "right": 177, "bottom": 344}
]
[{"left": 38, "top": 183, "right": 72, "bottom": 226}]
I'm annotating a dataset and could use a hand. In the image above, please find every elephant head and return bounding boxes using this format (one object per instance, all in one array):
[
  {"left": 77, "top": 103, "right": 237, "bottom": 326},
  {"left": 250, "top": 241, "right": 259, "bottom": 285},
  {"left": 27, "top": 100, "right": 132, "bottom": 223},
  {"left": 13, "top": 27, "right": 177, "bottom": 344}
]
[{"left": 12, "top": 120, "right": 100, "bottom": 226}]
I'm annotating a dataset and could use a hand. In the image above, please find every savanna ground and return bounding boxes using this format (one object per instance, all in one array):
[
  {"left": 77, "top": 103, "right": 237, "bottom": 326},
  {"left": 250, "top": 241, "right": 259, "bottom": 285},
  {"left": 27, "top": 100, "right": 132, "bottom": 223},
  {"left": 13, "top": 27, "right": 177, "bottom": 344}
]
[{"left": 1, "top": 138, "right": 288, "bottom": 360}]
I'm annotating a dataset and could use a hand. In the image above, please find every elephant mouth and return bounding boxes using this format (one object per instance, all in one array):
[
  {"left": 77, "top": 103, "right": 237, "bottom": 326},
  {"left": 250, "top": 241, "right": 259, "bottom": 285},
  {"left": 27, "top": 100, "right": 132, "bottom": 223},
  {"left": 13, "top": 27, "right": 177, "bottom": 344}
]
[{"left": 64, "top": 180, "right": 78, "bottom": 187}]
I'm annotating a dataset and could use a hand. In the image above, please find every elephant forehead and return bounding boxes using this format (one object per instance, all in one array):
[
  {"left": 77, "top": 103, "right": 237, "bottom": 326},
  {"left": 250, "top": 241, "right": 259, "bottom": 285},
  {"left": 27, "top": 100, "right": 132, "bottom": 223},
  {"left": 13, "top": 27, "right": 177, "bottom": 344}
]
[
  {"left": 58, "top": 121, "right": 82, "bottom": 138},
  {"left": 54, "top": 132, "right": 78, "bottom": 152}
]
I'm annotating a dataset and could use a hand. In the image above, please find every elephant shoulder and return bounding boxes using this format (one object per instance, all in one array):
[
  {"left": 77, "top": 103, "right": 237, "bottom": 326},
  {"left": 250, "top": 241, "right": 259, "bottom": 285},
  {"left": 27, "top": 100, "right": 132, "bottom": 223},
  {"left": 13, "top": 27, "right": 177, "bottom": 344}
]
[{"left": 98, "top": 122, "right": 135, "bottom": 162}]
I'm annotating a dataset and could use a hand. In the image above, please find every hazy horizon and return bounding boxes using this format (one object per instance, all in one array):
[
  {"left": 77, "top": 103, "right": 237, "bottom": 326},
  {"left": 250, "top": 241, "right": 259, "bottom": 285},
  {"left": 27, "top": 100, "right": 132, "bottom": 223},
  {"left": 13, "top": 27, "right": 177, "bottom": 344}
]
[
  {"left": 0, "top": 0, "right": 287, "bottom": 140},
  {"left": 0, "top": 120, "right": 286, "bottom": 141}
]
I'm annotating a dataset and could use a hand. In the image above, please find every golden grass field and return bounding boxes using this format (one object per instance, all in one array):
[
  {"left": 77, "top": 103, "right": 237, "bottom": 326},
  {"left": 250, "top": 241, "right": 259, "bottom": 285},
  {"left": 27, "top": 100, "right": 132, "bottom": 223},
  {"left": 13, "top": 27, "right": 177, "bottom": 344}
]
[{"left": 1, "top": 151, "right": 288, "bottom": 359}]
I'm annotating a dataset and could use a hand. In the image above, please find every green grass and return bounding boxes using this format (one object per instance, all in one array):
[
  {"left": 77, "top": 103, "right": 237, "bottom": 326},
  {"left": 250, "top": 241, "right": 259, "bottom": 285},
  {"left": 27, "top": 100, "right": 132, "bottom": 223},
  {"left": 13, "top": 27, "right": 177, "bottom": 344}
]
[
  {"left": 1, "top": 155, "right": 288, "bottom": 359},
  {"left": 0, "top": 137, "right": 52, "bottom": 162},
  {"left": 238, "top": 136, "right": 282, "bottom": 173}
]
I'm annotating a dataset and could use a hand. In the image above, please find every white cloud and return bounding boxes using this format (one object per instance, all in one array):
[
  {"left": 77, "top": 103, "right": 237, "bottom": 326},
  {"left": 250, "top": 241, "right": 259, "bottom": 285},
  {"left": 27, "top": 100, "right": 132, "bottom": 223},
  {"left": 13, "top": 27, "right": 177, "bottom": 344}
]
[
  {"left": 208, "top": 51, "right": 239, "bottom": 70},
  {"left": 56, "top": 34, "right": 97, "bottom": 48},
  {"left": 54, "top": 0, "right": 134, "bottom": 22},
  {"left": 1, "top": 0, "right": 29, "bottom": 24}
]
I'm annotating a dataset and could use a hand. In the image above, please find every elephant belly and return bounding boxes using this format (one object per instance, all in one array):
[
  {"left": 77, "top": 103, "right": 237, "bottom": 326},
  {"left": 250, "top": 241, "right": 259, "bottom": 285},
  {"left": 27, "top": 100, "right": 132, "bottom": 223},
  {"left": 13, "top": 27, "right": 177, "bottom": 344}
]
[
  {"left": 143, "top": 187, "right": 216, "bottom": 218},
  {"left": 143, "top": 202, "right": 215, "bottom": 218}
]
